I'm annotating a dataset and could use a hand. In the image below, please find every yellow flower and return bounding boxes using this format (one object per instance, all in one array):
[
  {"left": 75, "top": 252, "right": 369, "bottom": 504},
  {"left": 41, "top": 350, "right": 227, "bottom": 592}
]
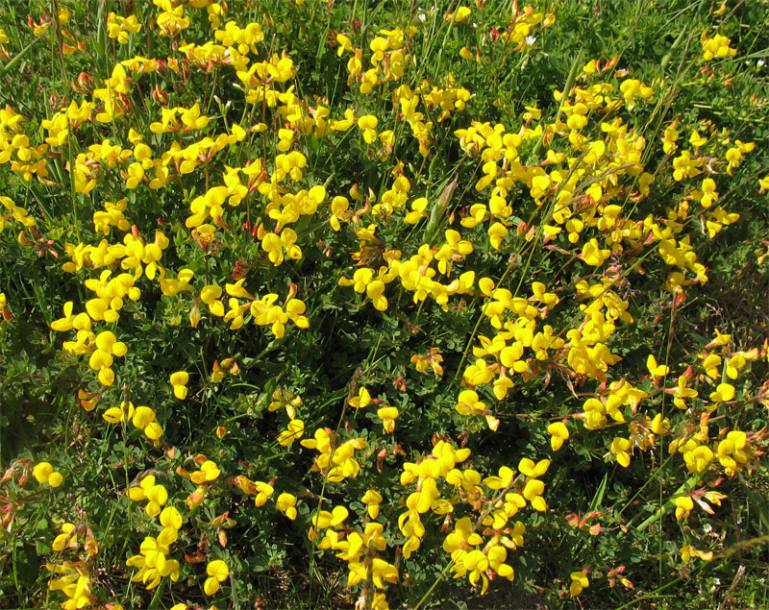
[
  {"left": 204, "top": 559, "right": 229, "bottom": 596},
  {"left": 103, "top": 400, "right": 135, "bottom": 425},
  {"left": 483, "top": 466, "right": 515, "bottom": 490},
  {"left": 673, "top": 374, "right": 698, "bottom": 409},
  {"left": 348, "top": 387, "right": 371, "bottom": 409},
  {"left": 547, "top": 422, "right": 570, "bottom": 452},
  {"left": 276, "top": 493, "right": 297, "bottom": 520},
  {"left": 683, "top": 443, "right": 714, "bottom": 474},
  {"left": 701, "top": 32, "right": 737, "bottom": 61},
  {"left": 689, "top": 129, "right": 707, "bottom": 149},
  {"left": 455, "top": 389, "right": 486, "bottom": 417},
  {"left": 680, "top": 544, "right": 713, "bottom": 562},
  {"left": 200, "top": 284, "right": 225, "bottom": 317},
  {"left": 717, "top": 430, "right": 751, "bottom": 474},
  {"left": 32, "top": 462, "right": 63, "bottom": 487},
  {"left": 610, "top": 437, "right": 632, "bottom": 467},
  {"left": 646, "top": 354, "right": 669, "bottom": 378},
  {"left": 404, "top": 197, "right": 428, "bottom": 224},
  {"left": 190, "top": 460, "right": 221, "bottom": 484},
  {"left": 649, "top": 413, "right": 670, "bottom": 435},
  {"left": 674, "top": 495, "right": 693, "bottom": 521},
  {"left": 159, "top": 506, "right": 183, "bottom": 531},
  {"left": 709, "top": 382, "right": 735, "bottom": 403},
  {"left": 357, "top": 114, "right": 378, "bottom": 144},
  {"left": 277, "top": 418, "right": 305, "bottom": 447},
  {"left": 447, "top": 6, "right": 472, "bottom": 23},
  {"left": 336, "top": 33, "right": 352, "bottom": 56},
  {"left": 131, "top": 406, "right": 162, "bottom": 441},
  {"left": 254, "top": 481, "right": 274, "bottom": 507},
  {"left": 488, "top": 222, "right": 508, "bottom": 250},
  {"left": 312, "top": 505, "right": 349, "bottom": 529},
  {"left": 580, "top": 238, "right": 610, "bottom": 267},
  {"left": 523, "top": 479, "right": 547, "bottom": 511},
  {"left": 459, "top": 46, "right": 477, "bottom": 61},
  {"left": 170, "top": 371, "right": 189, "bottom": 399},
  {"left": 619, "top": 78, "right": 653, "bottom": 109},
  {"left": 107, "top": 12, "right": 141, "bottom": 44},
  {"left": 700, "top": 178, "right": 718, "bottom": 208},
  {"left": 518, "top": 458, "right": 550, "bottom": 480},
  {"left": 569, "top": 571, "right": 589, "bottom": 597},
  {"left": 52, "top": 523, "right": 78, "bottom": 552},
  {"left": 361, "top": 489, "right": 383, "bottom": 519},
  {"left": 377, "top": 406, "right": 399, "bottom": 433},
  {"left": 128, "top": 475, "right": 168, "bottom": 517}
]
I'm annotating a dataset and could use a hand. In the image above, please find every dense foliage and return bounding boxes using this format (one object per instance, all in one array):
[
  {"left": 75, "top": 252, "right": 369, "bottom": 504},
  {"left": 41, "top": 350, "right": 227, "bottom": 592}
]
[{"left": 1, "top": 1, "right": 769, "bottom": 608}]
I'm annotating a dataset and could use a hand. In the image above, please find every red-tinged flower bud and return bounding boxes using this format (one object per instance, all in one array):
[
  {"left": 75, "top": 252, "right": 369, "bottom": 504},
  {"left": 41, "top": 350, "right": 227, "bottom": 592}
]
[
  {"left": 72, "top": 72, "right": 93, "bottom": 94},
  {"left": 84, "top": 531, "right": 99, "bottom": 557},
  {"left": 393, "top": 376, "right": 407, "bottom": 392},
  {"left": 184, "top": 551, "right": 206, "bottom": 564},
  {"left": 189, "top": 303, "right": 201, "bottom": 328},
  {"left": 440, "top": 514, "right": 452, "bottom": 533},
  {"left": 186, "top": 486, "right": 206, "bottom": 509},
  {"left": 255, "top": 222, "right": 266, "bottom": 240},
  {"left": 0, "top": 467, "right": 16, "bottom": 485},
  {"left": 489, "top": 27, "right": 500, "bottom": 42},
  {"left": 118, "top": 93, "right": 132, "bottom": 114},
  {"left": 232, "top": 475, "right": 258, "bottom": 496},
  {"left": 152, "top": 85, "right": 169, "bottom": 106},
  {"left": 286, "top": 282, "right": 298, "bottom": 301},
  {"left": 376, "top": 448, "right": 388, "bottom": 473}
]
